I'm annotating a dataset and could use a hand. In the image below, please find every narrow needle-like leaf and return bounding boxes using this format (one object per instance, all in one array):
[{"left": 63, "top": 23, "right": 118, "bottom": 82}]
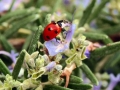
[
  {"left": 0, "top": 59, "right": 11, "bottom": 75},
  {"left": 8, "top": 0, "right": 16, "bottom": 12},
  {"left": 12, "top": 50, "right": 26, "bottom": 80},
  {"left": 91, "top": 41, "right": 120, "bottom": 58},
  {"left": 101, "top": 24, "right": 120, "bottom": 35},
  {"left": 87, "top": 0, "right": 110, "bottom": 23},
  {"left": 79, "top": 0, "right": 96, "bottom": 27},
  {"left": 68, "top": 83, "right": 93, "bottom": 89},
  {"left": 4, "top": 14, "right": 40, "bottom": 38},
  {"left": 80, "top": 63, "right": 98, "bottom": 85},
  {"left": 28, "top": 26, "right": 43, "bottom": 54},
  {"left": 0, "top": 34, "right": 16, "bottom": 52},
  {"left": 44, "top": 85, "right": 72, "bottom": 90},
  {"left": 82, "top": 32, "right": 113, "bottom": 44}
]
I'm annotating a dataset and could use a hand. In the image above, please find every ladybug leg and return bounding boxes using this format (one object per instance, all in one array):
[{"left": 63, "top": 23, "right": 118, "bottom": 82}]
[
  {"left": 61, "top": 28, "right": 67, "bottom": 39},
  {"left": 55, "top": 36, "right": 64, "bottom": 43},
  {"left": 55, "top": 37, "right": 60, "bottom": 43}
]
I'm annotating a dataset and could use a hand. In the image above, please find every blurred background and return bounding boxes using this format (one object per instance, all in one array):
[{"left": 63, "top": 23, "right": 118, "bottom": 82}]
[{"left": 0, "top": 0, "right": 120, "bottom": 90}]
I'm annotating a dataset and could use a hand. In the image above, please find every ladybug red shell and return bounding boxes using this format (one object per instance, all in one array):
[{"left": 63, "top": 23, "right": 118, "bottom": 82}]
[{"left": 43, "top": 21, "right": 62, "bottom": 41}]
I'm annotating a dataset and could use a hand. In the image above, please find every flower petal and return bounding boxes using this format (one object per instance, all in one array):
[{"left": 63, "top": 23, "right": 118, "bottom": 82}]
[
  {"left": 85, "top": 49, "right": 90, "bottom": 58},
  {"left": 65, "top": 24, "right": 76, "bottom": 43},
  {"left": 45, "top": 38, "right": 69, "bottom": 56},
  {"left": 46, "top": 61, "right": 56, "bottom": 71},
  {"left": 10, "top": 50, "right": 18, "bottom": 63}
]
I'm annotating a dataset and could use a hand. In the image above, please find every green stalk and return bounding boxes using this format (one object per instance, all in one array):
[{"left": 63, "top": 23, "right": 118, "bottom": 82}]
[
  {"left": 0, "top": 59, "right": 11, "bottom": 75},
  {"left": 79, "top": 0, "right": 96, "bottom": 27},
  {"left": 4, "top": 14, "right": 40, "bottom": 38},
  {"left": 12, "top": 50, "right": 26, "bottom": 80},
  {"left": 8, "top": 0, "right": 16, "bottom": 12},
  {"left": 80, "top": 63, "right": 98, "bottom": 85}
]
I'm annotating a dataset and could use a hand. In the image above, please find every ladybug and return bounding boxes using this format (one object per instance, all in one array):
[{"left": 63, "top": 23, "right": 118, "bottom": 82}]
[{"left": 43, "top": 20, "right": 69, "bottom": 41}]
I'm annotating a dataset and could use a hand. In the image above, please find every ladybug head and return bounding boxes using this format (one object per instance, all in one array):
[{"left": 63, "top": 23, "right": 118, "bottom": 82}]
[{"left": 57, "top": 20, "right": 70, "bottom": 28}]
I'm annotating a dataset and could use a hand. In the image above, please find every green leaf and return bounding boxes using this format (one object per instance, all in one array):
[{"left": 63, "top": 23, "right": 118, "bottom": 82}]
[
  {"left": 0, "top": 59, "right": 11, "bottom": 75},
  {"left": 0, "top": 35, "right": 16, "bottom": 52},
  {"left": 4, "top": 14, "right": 40, "bottom": 38},
  {"left": 32, "top": 67, "right": 46, "bottom": 79},
  {"left": 24, "top": 69, "right": 28, "bottom": 79},
  {"left": 73, "top": 67, "right": 82, "bottom": 77},
  {"left": 28, "top": 25, "right": 43, "bottom": 54},
  {"left": 87, "top": 0, "right": 110, "bottom": 23},
  {"left": 0, "top": 8, "right": 39, "bottom": 24},
  {"left": 36, "top": 0, "right": 44, "bottom": 8},
  {"left": 69, "top": 75, "right": 83, "bottom": 83},
  {"left": 22, "top": 34, "right": 33, "bottom": 50},
  {"left": 91, "top": 41, "right": 120, "bottom": 58},
  {"left": 0, "top": 9, "right": 25, "bottom": 23},
  {"left": 110, "top": 53, "right": 120, "bottom": 67},
  {"left": 82, "top": 32, "right": 113, "bottom": 44},
  {"left": 12, "top": 50, "right": 26, "bottom": 80},
  {"left": 80, "top": 63, "right": 98, "bottom": 85},
  {"left": 8, "top": 0, "right": 16, "bottom": 12},
  {"left": 66, "top": 53, "right": 77, "bottom": 65},
  {"left": 68, "top": 83, "right": 93, "bottom": 89},
  {"left": 0, "top": 75, "right": 5, "bottom": 81},
  {"left": 104, "top": 51, "right": 120, "bottom": 70},
  {"left": 52, "top": 0, "right": 61, "bottom": 13},
  {"left": 44, "top": 14, "right": 51, "bottom": 25},
  {"left": 79, "top": 0, "right": 96, "bottom": 27},
  {"left": 101, "top": 24, "right": 120, "bottom": 35},
  {"left": 43, "top": 85, "right": 72, "bottom": 90}
]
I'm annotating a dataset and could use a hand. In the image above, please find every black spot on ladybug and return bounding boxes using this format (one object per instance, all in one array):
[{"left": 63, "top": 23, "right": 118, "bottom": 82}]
[
  {"left": 54, "top": 30, "right": 58, "bottom": 34},
  {"left": 46, "top": 36, "right": 50, "bottom": 39},
  {"left": 48, "top": 28, "right": 51, "bottom": 31}
]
